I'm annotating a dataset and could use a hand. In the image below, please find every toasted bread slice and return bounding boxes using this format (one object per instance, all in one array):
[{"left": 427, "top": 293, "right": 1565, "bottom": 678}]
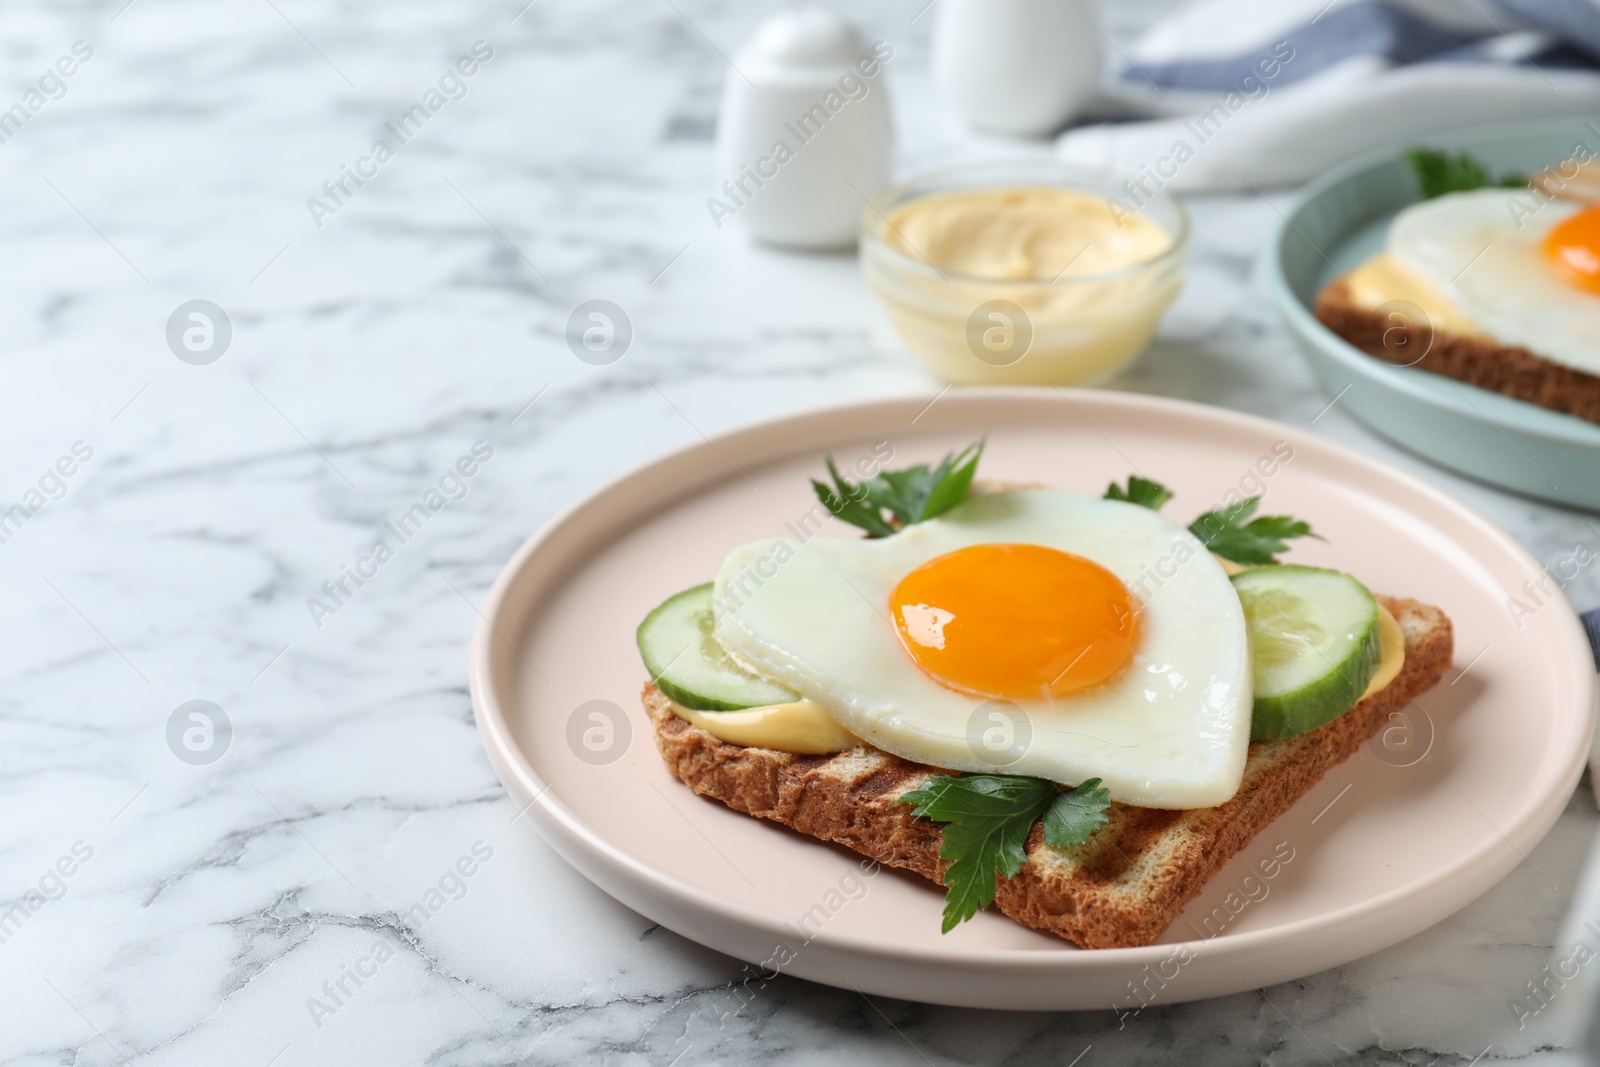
[
  {"left": 645, "top": 595, "right": 1452, "bottom": 949},
  {"left": 1314, "top": 276, "right": 1600, "bottom": 425},
  {"left": 1533, "top": 158, "right": 1600, "bottom": 204}
]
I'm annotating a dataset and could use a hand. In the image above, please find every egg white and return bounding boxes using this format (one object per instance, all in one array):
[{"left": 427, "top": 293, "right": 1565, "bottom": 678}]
[
  {"left": 1388, "top": 188, "right": 1598, "bottom": 373},
  {"left": 711, "top": 489, "right": 1252, "bottom": 809}
]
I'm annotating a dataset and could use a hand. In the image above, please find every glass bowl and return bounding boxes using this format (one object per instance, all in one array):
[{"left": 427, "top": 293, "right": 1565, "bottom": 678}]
[{"left": 860, "top": 159, "right": 1189, "bottom": 385}]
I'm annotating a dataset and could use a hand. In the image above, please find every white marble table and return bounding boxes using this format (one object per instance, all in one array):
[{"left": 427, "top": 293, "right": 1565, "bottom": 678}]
[{"left": 3, "top": 0, "right": 1598, "bottom": 1063}]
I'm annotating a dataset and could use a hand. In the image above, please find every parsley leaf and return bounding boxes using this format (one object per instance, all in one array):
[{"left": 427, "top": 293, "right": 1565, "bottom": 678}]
[
  {"left": 1042, "top": 777, "right": 1112, "bottom": 848},
  {"left": 897, "top": 773, "right": 1112, "bottom": 932},
  {"left": 811, "top": 458, "right": 896, "bottom": 538},
  {"left": 1104, "top": 476, "right": 1174, "bottom": 511},
  {"left": 1102, "top": 471, "right": 1320, "bottom": 563},
  {"left": 897, "top": 774, "right": 1054, "bottom": 932},
  {"left": 813, "top": 438, "right": 984, "bottom": 538},
  {"left": 1188, "top": 497, "right": 1319, "bottom": 565},
  {"left": 918, "top": 438, "right": 985, "bottom": 520},
  {"left": 1406, "top": 148, "right": 1526, "bottom": 200}
]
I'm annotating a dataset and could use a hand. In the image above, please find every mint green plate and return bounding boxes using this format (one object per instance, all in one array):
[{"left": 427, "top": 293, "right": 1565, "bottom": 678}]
[{"left": 1267, "top": 118, "right": 1600, "bottom": 510}]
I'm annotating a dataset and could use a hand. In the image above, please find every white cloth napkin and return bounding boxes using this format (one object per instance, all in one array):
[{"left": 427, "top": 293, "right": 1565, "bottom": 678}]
[{"left": 1058, "top": 0, "right": 1600, "bottom": 190}]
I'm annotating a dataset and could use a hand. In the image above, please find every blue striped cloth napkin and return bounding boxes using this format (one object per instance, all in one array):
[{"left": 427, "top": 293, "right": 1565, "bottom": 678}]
[{"left": 1059, "top": 0, "right": 1600, "bottom": 190}]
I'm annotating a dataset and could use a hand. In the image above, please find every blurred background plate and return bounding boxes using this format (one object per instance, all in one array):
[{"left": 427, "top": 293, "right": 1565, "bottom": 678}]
[{"left": 1268, "top": 118, "right": 1600, "bottom": 509}]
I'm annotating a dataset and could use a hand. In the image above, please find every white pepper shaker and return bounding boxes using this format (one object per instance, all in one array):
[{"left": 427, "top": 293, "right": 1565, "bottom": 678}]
[
  {"left": 933, "top": 0, "right": 1102, "bottom": 138},
  {"left": 711, "top": 7, "right": 894, "bottom": 249}
]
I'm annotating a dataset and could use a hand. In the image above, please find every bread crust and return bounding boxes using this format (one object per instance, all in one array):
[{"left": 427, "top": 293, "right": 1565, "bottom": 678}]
[
  {"left": 1314, "top": 276, "right": 1600, "bottom": 425},
  {"left": 645, "top": 595, "right": 1452, "bottom": 949},
  {"left": 1532, "top": 160, "right": 1600, "bottom": 204}
]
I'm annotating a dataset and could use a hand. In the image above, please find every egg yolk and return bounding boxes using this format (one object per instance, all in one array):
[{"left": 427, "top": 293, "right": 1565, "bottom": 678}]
[
  {"left": 1545, "top": 206, "right": 1600, "bottom": 296},
  {"left": 888, "top": 543, "right": 1139, "bottom": 701}
]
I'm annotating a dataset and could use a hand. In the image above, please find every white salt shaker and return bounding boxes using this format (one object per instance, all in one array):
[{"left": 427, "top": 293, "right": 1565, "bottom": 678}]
[
  {"left": 711, "top": 7, "right": 894, "bottom": 250},
  {"left": 933, "top": 0, "right": 1102, "bottom": 138}
]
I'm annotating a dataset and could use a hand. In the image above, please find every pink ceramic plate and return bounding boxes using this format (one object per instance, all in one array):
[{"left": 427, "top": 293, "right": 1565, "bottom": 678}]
[{"left": 469, "top": 388, "right": 1596, "bottom": 1010}]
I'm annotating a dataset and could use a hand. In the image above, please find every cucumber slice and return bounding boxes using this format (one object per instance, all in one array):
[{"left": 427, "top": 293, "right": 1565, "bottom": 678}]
[
  {"left": 636, "top": 583, "right": 799, "bottom": 711},
  {"left": 1232, "top": 565, "right": 1382, "bottom": 740}
]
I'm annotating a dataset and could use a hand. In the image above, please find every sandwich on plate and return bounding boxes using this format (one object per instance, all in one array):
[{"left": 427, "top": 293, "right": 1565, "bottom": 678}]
[
  {"left": 1317, "top": 147, "right": 1600, "bottom": 425},
  {"left": 635, "top": 442, "right": 1453, "bottom": 948}
]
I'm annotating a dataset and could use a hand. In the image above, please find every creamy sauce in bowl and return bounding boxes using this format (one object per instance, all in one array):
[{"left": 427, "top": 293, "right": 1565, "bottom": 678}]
[{"left": 861, "top": 176, "right": 1187, "bottom": 385}]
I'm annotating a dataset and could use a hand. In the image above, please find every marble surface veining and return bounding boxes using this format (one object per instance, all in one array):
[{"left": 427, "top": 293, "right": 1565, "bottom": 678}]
[{"left": 2, "top": 0, "right": 1598, "bottom": 1064}]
